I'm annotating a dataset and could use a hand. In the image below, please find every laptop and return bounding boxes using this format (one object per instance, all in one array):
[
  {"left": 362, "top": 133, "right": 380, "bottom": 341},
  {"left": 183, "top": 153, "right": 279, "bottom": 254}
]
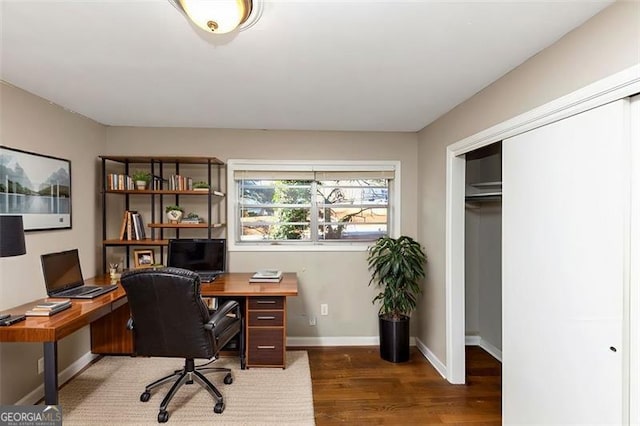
[
  {"left": 41, "top": 249, "right": 117, "bottom": 299},
  {"left": 167, "top": 239, "right": 226, "bottom": 283}
]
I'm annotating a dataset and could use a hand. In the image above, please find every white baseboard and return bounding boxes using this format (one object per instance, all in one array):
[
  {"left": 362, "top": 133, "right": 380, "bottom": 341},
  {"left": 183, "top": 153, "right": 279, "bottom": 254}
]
[
  {"left": 465, "top": 335, "right": 502, "bottom": 362},
  {"left": 465, "top": 335, "right": 481, "bottom": 346},
  {"left": 15, "top": 351, "right": 99, "bottom": 405},
  {"left": 478, "top": 339, "right": 502, "bottom": 362},
  {"left": 414, "top": 337, "right": 447, "bottom": 379}
]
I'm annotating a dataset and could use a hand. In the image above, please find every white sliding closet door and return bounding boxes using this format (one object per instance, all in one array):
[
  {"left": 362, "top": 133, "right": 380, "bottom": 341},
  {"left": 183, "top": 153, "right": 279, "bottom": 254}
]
[
  {"left": 502, "top": 100, "right": 628, "bottom": 423},
  {"left": 631, "top": 94, "right": 639, "bottom": 425}
]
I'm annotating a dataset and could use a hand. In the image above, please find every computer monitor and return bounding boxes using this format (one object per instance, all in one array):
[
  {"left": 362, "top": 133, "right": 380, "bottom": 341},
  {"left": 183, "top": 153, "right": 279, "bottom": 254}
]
[{"left": 167, "top": 238, "right": 226, "bottom": 273}]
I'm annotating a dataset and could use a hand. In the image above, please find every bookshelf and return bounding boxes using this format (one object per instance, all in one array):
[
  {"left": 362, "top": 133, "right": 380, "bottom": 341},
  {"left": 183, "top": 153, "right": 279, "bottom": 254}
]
[{"left": 99, "top": 156, "right": 226, "bottom": 272}]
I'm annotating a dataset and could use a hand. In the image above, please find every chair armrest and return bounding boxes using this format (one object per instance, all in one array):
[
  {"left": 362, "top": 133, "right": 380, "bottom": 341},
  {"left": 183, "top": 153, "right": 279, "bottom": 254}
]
[{"left": 205, "top": 300, "right": 240, "bottom": 330}]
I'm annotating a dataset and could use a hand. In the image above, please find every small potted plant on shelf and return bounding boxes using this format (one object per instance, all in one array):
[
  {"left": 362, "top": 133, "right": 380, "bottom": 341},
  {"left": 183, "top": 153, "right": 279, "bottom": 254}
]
[
  {"left": 193, "top": 181, "right": 210, "bottom": 192},
  {"left": 181, "top": 212, "right": 203, "bottom": 224},
  {"left": 165, "top": 205, "right": 184, "bottom": 223},
  {"left": 132, "top": 171, "right": 151, "bottom": 190},
  {"left": 367, "top": 235, "right": 426, "bottom": 363}
]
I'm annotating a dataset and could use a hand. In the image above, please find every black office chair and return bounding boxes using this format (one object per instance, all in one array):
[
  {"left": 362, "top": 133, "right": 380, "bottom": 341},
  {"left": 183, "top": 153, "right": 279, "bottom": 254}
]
[{"left": 120, "top": 267, "right": 242, "bottom": 423}]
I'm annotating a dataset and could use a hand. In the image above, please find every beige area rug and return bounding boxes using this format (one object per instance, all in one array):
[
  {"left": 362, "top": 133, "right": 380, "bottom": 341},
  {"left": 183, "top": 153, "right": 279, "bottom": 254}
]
[{"left": 59, "top": 351, "right": 315, "bottom": 425}]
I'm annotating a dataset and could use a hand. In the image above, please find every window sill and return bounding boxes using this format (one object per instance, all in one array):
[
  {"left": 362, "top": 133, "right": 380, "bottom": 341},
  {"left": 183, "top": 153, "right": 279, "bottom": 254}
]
[{"left": 228, "top": 242, "right": 371, "bottom": 252}]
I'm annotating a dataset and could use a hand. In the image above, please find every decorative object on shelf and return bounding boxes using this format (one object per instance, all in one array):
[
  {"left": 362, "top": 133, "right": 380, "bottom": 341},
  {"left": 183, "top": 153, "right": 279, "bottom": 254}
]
[
  {"left": 133, "top": 249, "right": 155, "bottom": 269},
  {"left": 109, "top": 262, "right": 120, "bottom": 282},
  {"left": 165, "top": 205, "right": 185, "bottom": 223},
  {"left": 367, "top": 236, "right": 426, "bottom": 363},
  {"left": 131, "top": 171, "right": 152, "bottom": 190},
  {"left": 193, "top": 181, "right": 210, "bottom": 191},
  {"left": 1, "top": 145, "right": 71, "bottom": 231},
  {"left": 169, "top": 0, "right": 263, "bottom": 35},
  {"left": 180, "top": 212, "right": 203, "bottom": 224}
]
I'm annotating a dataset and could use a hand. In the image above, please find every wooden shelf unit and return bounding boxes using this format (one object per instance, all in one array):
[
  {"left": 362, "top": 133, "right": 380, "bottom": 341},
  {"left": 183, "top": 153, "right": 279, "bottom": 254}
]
[{"left": 100, "top": 155, "right": 226, "bottom": 272}]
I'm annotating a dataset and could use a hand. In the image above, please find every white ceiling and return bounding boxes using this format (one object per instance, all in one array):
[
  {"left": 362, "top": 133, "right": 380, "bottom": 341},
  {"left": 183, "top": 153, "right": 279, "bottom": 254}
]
[{"left": 1, "top": 0, "right": 612, "bottom": 132}]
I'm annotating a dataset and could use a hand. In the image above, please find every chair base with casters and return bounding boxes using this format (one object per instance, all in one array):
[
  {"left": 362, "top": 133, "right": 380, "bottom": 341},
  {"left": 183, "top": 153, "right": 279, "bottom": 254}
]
[{"left": 140, "top": 358, "right": 233, "bottom": 423}]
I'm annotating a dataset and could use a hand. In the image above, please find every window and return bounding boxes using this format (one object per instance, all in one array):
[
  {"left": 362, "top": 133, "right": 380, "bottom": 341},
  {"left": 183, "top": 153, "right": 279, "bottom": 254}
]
[{"left": 228, "top": 161, "right": 400, "bottom": 251}]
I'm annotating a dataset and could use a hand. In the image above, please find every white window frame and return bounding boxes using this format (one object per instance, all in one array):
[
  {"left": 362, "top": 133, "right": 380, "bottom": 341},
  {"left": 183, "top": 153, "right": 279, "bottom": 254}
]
[{"left": 227, "top": 159, "right": 401, "bottom": 252}]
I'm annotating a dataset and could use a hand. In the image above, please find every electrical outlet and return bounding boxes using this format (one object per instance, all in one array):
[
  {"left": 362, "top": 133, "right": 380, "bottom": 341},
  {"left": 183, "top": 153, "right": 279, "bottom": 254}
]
[
  {"left": 37, "top": 357, "right": 44, "bottom": 374},
  {"left": 320, "top": 304, "right": 328, "bottom": 316},
  {"left": 309, "top": 316, "right": 316, "bottom": 326}
]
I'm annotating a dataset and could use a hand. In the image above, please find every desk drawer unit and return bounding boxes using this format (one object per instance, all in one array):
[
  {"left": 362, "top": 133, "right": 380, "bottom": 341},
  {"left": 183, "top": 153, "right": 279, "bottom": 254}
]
[{"left": 246, "top": 296, "right": 286, "bottom": 368}]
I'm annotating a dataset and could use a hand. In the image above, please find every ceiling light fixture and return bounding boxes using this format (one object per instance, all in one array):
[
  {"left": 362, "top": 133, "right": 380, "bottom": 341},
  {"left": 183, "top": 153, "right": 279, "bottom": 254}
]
[{"left": 170, "top": 0, "right": 261, "bottom": 35}]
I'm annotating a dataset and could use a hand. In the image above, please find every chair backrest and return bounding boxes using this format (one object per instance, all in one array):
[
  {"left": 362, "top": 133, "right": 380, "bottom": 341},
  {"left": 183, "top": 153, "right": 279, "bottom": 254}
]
[{"left": 121, "top": 267, "right": 215, "bottom": 359}]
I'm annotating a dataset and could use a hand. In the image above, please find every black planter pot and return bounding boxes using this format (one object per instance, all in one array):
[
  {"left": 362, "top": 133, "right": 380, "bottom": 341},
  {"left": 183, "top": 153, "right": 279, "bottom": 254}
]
[{"left": 378, "top": 315, "right": 410, "bottom": 363}]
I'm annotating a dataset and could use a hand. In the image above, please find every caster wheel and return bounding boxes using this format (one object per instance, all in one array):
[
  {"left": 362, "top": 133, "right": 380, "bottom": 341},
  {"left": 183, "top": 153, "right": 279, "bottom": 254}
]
[
  {"left": 223, "top": 373, "right": 233, "bottom": 385},
  {"left": 140, "top": 392, "right": 151, "bottom": 402},
  {"left": 214, "top": 402, "right": 225, "bottom": 414},
  {"left": 158, "top": 411, "right": 169, "bottom": 423}
]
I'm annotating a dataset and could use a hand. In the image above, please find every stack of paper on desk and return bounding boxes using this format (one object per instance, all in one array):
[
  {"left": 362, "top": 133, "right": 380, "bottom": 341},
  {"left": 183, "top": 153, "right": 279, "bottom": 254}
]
[{"left": 249, "top": 270, "right": 283, "bottom": 283}]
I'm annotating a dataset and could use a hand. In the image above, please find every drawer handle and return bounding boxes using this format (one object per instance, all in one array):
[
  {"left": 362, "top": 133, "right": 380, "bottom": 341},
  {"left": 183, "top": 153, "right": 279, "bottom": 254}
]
[
  {"left": 257, "top": 316, "right": 276, "bottom": 320},
  {"left": 256, "top": 300, "right": 276, "bottom": 304},
  {"left": 257, "top": 345, "right": 276, "bottom": 350}
]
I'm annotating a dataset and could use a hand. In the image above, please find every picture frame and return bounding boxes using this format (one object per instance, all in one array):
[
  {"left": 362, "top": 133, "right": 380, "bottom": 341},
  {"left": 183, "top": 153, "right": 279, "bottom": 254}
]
[
  {"left": 133, "top": 249, "right": 155, "bottom": 268},
  {"left": 0, "top": 145, "right": 72, "bottom": 231}
]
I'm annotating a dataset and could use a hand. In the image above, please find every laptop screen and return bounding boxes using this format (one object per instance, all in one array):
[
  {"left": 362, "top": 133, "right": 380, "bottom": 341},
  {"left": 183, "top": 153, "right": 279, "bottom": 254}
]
[
  {"left": 41, "top": 249, "right": 84, "bottom": 293},
  {"left": 167, "top": 239, "right": 226, "bottom": 273}
]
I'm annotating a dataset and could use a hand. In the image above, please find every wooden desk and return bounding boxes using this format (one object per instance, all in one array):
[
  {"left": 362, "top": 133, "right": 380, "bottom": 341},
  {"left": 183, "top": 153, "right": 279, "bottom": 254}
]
[
  {"left": 0, "top": 276, "right": 126, "bottom": 405},
  {"left": 0, "top": 273, "right": 298, "bottom": 406},
  {"left": 92, "top": 272, "right": 298, "bottom": 369}
]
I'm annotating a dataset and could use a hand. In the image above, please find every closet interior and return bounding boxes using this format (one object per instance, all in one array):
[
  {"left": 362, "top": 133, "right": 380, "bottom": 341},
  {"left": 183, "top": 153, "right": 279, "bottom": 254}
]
[{"left": 465, "top": 141, "right": 502, "bottom": 362}]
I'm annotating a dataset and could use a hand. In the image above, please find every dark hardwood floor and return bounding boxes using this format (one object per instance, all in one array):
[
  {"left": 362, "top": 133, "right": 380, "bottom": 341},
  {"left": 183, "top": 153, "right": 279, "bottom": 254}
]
[{"left": 303, "top": 346, "right": 501, "bottom": 425}]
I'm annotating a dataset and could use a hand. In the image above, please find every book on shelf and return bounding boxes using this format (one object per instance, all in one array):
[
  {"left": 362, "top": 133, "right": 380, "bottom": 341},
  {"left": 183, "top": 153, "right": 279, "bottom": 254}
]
[
  {"left": 168, "top": 175, "right": 193, "bottom": 191},
  {"left": 151, "top": 175, "right": 168, "bottom": 190},
  {"left": 118, "top": 210, "right": 128, "bottom": 240},
  {"left": 118, "top": 210, "right": 146, "bottom": 240},
  {"left": 132, "top": 212, "right": 146, "bottom": 239},
  {"left": 106, "top": 173, "right": 134, "bottom": 191},
  {"left": 249, "top": 270, "right": 283, "bottom": 283},
  {"left": 26, "top": 300, "right": 72, "bottom": 316}
]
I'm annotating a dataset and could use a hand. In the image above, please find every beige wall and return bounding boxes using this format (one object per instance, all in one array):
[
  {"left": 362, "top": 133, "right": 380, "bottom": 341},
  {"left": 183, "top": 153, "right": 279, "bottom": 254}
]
[
  {"left": 416, "top": 1, "right": 640, "bottom": 363},
  {"left": 0, "top": 83, "right": 105, "bottom": 404},
  {"left": 105, "top": 127, "right": 419, "bottom": 338}
]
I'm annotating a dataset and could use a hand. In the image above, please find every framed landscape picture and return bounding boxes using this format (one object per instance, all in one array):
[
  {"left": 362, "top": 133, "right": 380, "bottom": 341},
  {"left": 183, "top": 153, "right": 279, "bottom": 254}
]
[{"left": 0, "top": 146, "right": 72, "bottom": 231}]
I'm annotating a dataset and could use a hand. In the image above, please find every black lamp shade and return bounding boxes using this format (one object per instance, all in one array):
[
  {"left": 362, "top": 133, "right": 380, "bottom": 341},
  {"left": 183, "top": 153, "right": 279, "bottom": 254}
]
[{"left": 0, "top": 215, "right": 26, "bottom": 257}]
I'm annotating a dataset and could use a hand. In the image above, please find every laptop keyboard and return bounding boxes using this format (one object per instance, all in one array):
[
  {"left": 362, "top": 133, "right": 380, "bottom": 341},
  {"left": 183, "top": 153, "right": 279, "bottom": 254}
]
[
  {"left": 198, "top": 273, "right": 217, "bottom": 283},
  {"left": 60, "top": 286, "right": 99, "bottom": 296},
  {"left": 58, "top": 285, "right": 116, "bottom": 297}
]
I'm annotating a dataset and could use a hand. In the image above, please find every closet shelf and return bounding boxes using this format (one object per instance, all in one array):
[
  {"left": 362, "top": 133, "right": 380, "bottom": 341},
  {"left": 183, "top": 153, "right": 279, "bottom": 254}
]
[
  {"left": 470, "top": 181, "right": 502, "bottom": 189},
  {"left": 466, "top": 181, "right": 502, "bottom": 203}
]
